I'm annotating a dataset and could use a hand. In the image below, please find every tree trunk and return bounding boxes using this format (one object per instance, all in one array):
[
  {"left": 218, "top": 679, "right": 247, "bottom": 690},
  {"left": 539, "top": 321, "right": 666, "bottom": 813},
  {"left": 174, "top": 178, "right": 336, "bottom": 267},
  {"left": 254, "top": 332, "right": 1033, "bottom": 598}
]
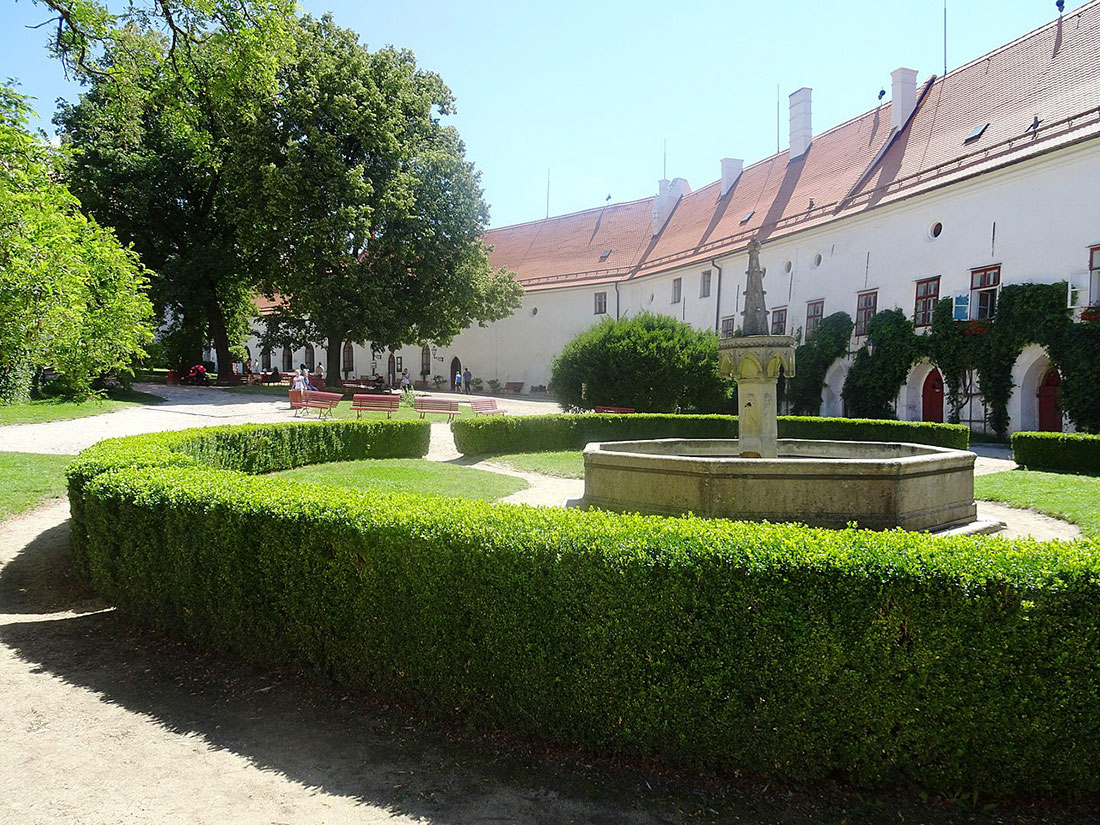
[
  {"left": 206, "top": 299, "right": 240, "bottom": 385},
  {"left": 326, "top": 330, "right": 344, "bottom": 388}
]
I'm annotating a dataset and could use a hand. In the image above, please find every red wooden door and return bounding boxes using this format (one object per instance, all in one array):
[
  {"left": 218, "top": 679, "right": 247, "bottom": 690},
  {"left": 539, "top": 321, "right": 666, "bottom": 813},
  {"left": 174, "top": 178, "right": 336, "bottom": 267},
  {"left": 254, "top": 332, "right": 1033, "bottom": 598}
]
[
  {"left": 922, "top": 369, "right": 944, "bottom": 423},
  {"left": 1038, "top": 369, "right": 1062, "bottom": 432}
]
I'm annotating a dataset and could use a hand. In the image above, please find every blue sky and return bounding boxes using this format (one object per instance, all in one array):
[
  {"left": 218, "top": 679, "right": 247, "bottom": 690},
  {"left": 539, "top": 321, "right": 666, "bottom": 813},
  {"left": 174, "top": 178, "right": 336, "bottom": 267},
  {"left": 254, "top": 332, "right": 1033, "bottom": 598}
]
[{"left": 3, "top": 0, "right": 1088, "bottom": 228}]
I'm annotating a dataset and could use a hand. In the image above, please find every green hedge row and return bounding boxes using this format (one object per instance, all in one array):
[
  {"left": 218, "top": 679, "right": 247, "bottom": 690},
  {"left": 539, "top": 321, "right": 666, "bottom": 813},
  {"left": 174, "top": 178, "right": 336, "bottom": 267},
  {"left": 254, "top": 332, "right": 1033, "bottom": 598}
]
[
  {"left": 68, "top": 421, "right": 1100, "bottom": 797},
  {"left": 452, "top": 413, "right": 969, "bottom": 455},
  {"left": 67, "top": 419, "right": 429, "bottom": 577},
  {"left": 1012, "top": 431, "right": 1100, "bottom": 474}
]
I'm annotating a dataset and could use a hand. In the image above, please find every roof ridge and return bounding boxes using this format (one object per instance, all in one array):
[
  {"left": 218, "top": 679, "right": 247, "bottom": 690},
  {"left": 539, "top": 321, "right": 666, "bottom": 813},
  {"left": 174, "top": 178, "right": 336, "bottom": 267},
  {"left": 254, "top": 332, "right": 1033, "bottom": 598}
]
[{"left": 486, "top": 192, "right": 654, "bottom": 232}]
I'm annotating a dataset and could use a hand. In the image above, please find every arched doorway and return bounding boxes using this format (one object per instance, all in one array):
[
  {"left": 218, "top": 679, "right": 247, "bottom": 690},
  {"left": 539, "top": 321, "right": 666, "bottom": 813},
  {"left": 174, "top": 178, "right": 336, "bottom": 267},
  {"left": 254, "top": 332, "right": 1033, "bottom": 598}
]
[
  {"left": 387, "top": 353, "right": 397, "bottom": 388},
  {"left": 304, "top": 345, "right": 314, "bottom": 371},
  {"left": 449, "top": 356, "right": 462, "bottom": 391},
  {"left": 922, "top": 369, "right": 944, "bottom": 423},
  {"left": 281, "top": 346, "right": 293, "bottom": 372},
  {"left": 1038, "top": 369, "right": 1063, "bottom": 432}
]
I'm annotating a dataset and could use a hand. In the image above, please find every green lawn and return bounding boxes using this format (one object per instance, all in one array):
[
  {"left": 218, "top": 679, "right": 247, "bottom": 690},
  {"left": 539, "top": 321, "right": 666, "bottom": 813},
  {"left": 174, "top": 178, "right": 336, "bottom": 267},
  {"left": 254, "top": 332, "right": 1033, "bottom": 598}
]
[
  {"left": 274, "top": 458, "right": 526, "bottom": 501},
  {"left": 0, "top": 389, "right": 163, "bottom": 426},
  {"left": 0, "top": 452, "right": 73, "bottom": 520},
  {"left": 975, "top": 470, "right": 1100, "bottom": 537},
  {"left": 490, "top": 450, "right": 585, "bottom": 479}
]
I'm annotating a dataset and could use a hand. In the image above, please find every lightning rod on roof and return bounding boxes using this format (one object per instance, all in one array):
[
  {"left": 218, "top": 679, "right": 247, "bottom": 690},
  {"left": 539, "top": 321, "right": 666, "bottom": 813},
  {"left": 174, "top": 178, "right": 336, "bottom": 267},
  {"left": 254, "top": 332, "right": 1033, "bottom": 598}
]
[
  {"left": 943, "top": 0, "right": 948, "bottom": 78},
  {"left": 663, "top": 139, "right": 667, "bottom": 179},
  {"left": 546, "top": 168, "right": 550, "bottom": 220}
]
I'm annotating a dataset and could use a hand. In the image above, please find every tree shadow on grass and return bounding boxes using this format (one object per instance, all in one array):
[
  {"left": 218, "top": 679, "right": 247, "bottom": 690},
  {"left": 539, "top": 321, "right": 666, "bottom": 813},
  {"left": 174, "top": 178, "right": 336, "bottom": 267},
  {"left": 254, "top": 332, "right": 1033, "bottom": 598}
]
[{"left": 0, "top": 519, "right": 1090, "bottom": 825}]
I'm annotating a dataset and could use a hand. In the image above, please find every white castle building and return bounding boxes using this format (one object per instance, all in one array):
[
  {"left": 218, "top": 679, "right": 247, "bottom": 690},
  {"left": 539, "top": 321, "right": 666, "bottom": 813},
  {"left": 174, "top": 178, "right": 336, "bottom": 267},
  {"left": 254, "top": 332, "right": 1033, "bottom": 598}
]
[{"left": 255, "top": 4, "right": 1100, "bottom": 434}]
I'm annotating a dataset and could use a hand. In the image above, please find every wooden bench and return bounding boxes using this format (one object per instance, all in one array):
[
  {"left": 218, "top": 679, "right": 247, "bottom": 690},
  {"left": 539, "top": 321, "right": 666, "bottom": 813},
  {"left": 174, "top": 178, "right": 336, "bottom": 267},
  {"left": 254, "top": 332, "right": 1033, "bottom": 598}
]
[
  {"left": 352, "top": 393, "right": 401, "bottom": 419},
  {"left": 503, "top": 381, "right": 524, "bottom": 394},
  {"left": 414, "top": 396, "right": 459, "bottom": 421},
  {"left": 291, "top": 389, "right": 343, "bottom": 418},
  {"left": 595, "top": 405, "right": 636, "bottom": 414},
  {"left": 470, "top": 398, "right": 505, "bottom": 415}
]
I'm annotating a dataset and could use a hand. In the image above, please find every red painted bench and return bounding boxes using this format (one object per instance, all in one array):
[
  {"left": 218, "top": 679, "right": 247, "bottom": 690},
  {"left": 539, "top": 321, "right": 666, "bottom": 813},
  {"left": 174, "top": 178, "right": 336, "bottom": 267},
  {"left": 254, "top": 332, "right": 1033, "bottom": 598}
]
[
  {"left": 503, "top": 381, "right": 524, "bottom": 394},
  {"left": 470, "top": 398, "right": 505, "bottom": 415},
  {"left": 595, "top": 405, "right": 636, "bottom": 414},
  {"left": 352, "top": 393, "right": 400, "bottom": 419},
  {"left": 291, "top": 389, "right": 343, "bottom": 418},
  {"left": 414, "top": 396, "right": 459, "bottom": 421}
]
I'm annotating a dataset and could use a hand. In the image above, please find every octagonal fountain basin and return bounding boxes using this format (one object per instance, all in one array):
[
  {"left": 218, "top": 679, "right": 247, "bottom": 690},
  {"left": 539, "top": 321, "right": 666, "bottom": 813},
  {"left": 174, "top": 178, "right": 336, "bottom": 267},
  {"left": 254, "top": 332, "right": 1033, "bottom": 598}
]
[{"left": 582, "top": 438, "right": 977, "bottom": 532}]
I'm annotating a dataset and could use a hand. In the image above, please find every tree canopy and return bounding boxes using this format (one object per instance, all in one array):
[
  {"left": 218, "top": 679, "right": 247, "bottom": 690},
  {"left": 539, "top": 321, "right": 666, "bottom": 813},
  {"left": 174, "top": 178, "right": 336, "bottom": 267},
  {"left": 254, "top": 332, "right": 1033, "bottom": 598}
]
[
  {"left": 53, "top": 0, "right": 295, "bottom": 376},
  {"left": 550, "top": 312, "right": 731, "bottom": 413},
  {"left": 0, "top": 86, "right": 152, "bottom": 401},
  {"left": 233, "top": 14, "right": 522, "bottom": 382}
]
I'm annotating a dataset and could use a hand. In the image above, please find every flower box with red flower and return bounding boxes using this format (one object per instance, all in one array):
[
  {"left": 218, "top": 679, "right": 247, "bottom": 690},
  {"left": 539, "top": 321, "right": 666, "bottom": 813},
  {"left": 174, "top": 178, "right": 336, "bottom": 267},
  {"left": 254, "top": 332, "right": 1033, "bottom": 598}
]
[{"left": 1081, "top": 305, "right": 1100, "bottom": 323}]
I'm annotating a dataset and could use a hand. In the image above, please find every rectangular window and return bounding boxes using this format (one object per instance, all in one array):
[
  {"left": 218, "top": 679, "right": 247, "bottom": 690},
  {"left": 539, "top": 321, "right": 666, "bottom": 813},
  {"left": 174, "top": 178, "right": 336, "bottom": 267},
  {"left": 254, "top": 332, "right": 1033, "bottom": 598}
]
[
  {"left": 720, "top": 316, "right": 736, "bottom": 339},
  {"left": 805, "top": 299, "right": 824, "bottom": 339},
  {"left": 1090, "top": 246, "right": 1100, "bottom": 306},
  {"left": 771, "top": 307, "right": 787, "bottom": 336},
  {"left": 594, "top": 291, "right": 607, "bottom": 315},
  {"left": 395, "top": 356, "right": 403, "bottom": 371},
  {"left": 970, "top": 265, "right": 1001, "bottom": 320},
  {"left": 671, "top": 277, "right": 682, "bottom": 304},
  {"left": 914, "top": 277, "right": 940, "bottom": 327},
  {"left": 854, "top": 291, "right": 877, "bottom": 336},
  {"left": 699, "top": 269, "right": 712, "bottom": 298}
]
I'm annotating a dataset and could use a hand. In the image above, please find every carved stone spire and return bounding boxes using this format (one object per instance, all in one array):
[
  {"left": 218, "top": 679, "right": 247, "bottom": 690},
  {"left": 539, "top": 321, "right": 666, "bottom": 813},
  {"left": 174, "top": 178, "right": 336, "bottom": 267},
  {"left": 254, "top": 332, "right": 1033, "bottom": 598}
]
[{"left": 741, "top": 239, "right": 769, "bottom": 336}]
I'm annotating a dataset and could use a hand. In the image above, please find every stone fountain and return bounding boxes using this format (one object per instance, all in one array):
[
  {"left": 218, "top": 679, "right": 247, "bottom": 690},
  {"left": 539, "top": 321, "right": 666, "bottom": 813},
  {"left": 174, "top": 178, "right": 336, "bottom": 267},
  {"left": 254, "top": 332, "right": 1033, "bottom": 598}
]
[{"left": 582, "top": 240, "right": 980, "bottom": 532}]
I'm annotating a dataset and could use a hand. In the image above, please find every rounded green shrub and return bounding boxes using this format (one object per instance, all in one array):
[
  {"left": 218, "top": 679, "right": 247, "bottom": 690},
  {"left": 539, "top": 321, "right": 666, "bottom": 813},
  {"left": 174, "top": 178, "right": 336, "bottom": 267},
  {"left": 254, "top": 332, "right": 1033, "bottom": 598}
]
[{"left": 550, "top": 312, "right": 731, "bottom": 413}]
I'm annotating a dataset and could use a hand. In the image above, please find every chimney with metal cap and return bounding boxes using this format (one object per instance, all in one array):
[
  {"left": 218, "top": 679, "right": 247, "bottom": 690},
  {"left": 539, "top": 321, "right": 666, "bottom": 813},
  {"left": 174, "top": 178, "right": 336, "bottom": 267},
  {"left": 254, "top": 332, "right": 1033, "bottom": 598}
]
[
  {"left": 789, "top": 87, "right": 812, "bottom": 159},
  {"left": 891, "top": 67, "right": 918, "bottom": 131}
]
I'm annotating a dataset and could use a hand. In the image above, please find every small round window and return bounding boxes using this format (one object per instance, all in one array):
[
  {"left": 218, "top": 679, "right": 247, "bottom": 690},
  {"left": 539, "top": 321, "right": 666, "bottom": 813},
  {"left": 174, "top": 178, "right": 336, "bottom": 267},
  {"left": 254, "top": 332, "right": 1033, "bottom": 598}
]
[
  {"left": 929, "top": 221, "right": 943, "bottom": 239},
  {"left": 531, "top": 306, "right": 538, "bottom": 316},
  {"left": 784, "top": 260, "right": 793, "bottom": 274},
  {"left": 648, "top": 293, "right": 655, "bottom": 304},
  {"left": 811, "top": 252, "right": 823, "bottom": 268}
]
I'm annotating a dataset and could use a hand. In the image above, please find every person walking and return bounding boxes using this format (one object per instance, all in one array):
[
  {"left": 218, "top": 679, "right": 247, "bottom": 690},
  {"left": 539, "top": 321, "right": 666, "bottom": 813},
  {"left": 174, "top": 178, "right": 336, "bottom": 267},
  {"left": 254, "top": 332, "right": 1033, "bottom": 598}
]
[
  {"left": 462, "top": 367, "right": 472, "bottom": 394},
  {"left": 454, "top": 369, "right": 462, "bottom": 393}
]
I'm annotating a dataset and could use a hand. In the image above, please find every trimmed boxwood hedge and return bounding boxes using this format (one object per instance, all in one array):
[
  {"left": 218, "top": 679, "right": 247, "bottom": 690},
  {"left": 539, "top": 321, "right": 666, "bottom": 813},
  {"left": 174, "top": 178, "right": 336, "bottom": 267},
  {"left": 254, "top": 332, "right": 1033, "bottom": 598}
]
[
  {"left": 66, "top": 419, "right": 1100, "bottom": 797},
  {"left": 1013, "top": 431, "right": 1100, "bottom": 475},
  {"left": 451, "top": 413, "right": 969, "bottom": 456}
]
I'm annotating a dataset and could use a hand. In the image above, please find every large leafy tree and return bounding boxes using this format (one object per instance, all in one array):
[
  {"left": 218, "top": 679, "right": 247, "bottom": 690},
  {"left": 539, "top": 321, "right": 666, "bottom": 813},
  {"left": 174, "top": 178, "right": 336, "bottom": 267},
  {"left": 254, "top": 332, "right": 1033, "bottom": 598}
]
[
  {"left": 0, "top": 85, "right": 152, "bottom": 401},
  {"left": 52, "top": 0, "right": 294, "bottom": 378},
  {"left": 234, "top": 15, "right": 522, "bottom": 383}
]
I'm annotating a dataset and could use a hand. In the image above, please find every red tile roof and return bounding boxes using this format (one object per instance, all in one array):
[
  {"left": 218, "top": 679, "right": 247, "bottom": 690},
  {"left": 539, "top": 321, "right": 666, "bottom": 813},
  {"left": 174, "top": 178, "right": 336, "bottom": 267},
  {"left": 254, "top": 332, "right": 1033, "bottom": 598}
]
[{"left": 486, "top": 1, "right": 1100, "bottom": 289}]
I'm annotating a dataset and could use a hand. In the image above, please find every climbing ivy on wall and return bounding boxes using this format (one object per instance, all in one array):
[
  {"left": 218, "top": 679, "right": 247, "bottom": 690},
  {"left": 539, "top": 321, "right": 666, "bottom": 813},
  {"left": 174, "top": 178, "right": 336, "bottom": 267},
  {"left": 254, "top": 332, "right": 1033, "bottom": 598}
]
[
  {"left": 926, "top": 299, "right": 985, "bottom": 424},
  {"left": 784, "top": 312, "right": 853, "bottom": 415},
  {"left": 841, "top": 309, "right": 921, "bottom": 419}
]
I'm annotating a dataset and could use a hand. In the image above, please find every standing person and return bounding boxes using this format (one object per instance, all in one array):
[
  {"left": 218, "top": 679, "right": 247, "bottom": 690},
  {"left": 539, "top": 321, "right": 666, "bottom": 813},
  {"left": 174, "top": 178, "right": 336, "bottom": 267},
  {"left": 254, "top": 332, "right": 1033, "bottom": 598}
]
[
  {"left": 463, "top": 367, "right": 472, "bottom": 394},
  {"left": 400, "top": 368, "right": 411, "bottom": 390},
  {"left": 300, "top": 364, "right": 315, "bottom": 390},
  {"left": 454, "top": 369, "right": 462, "bottom": 393}
]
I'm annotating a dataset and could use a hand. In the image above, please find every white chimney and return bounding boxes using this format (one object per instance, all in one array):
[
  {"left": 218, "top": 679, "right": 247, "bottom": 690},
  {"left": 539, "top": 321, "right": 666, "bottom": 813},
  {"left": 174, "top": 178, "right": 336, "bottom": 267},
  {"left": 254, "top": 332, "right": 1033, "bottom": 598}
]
[
  {"left": 789, "top": 87, "right": 812, "bottom": 159},
  {"left": 720, "top": 158, "right": 743, "bottom": 197},
  {"left": 651, "top": 177, "right": 692, "bottom": 235},
  {"left": 891, "top": 67, "right": 918, "bottom": 131}
]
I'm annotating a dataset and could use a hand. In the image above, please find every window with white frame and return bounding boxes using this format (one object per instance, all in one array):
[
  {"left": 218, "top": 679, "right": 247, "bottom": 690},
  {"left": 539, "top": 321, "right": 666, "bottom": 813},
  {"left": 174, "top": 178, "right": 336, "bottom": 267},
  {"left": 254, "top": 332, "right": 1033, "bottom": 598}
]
[
  {"left": 720, "top": 316, "right": 737, "bottom": 338},
  {"left": 914, "top": 277, "right": 940, "bottom": 327},
  {"left": 970, "top": 265, "right": 1001, "bottom": 320},
  {"left": 771, "top": 307, "right": 787, "bottom": 335},
  {"left": 594, "top": 291, "right": 607, "bottom": 314},
  {"left": 855, "top": 290, "right": 877, "bottom": 336},
  {"left": 671, "top": 277, "right": 682, "bottom": 304},
  {"left": 700, "top": 269, "right": 712, "bottom": 298},
  {"left": 805, "top": 299, "right": 824, "bottom": 339}
]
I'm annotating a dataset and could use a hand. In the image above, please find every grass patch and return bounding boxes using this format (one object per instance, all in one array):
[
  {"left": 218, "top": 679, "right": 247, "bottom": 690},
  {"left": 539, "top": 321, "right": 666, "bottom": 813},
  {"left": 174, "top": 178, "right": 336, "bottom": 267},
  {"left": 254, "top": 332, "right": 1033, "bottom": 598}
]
[
  {"left": 491, "top": 450, "right": 584, "bottom": 478},
  {"left": 974, "top": 469, "right": 1100, "bottom": 536},
  {"left": 0, "top": 389, "right": 163, "bottom": 426},
  {"left": 274, "top": 458, "right": 526, "bottom": 501},
  {"left": 0, "top": 452, "right": 73, "bottom": 519}
]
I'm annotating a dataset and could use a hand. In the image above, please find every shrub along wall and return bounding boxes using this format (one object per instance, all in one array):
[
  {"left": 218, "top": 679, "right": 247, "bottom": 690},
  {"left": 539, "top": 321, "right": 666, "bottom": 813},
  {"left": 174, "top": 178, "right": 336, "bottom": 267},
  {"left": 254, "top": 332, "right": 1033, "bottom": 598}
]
[
  {"left": 1012, "top": 431, "right": 1100, "bottom": 474},
  {"left": 66, "top": 420, "right": 1100, "bottom": 797},
  {"left": 451, "top": 413, "right": 969, "bottom": 455}
]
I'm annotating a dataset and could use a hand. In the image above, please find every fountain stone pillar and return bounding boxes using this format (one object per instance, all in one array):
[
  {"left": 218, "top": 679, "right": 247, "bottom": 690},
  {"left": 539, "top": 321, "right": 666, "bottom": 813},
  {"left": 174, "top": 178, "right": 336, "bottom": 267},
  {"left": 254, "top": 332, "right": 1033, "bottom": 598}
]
[{"left": 717, "top": 240, "right": 796, "bottom": 458}]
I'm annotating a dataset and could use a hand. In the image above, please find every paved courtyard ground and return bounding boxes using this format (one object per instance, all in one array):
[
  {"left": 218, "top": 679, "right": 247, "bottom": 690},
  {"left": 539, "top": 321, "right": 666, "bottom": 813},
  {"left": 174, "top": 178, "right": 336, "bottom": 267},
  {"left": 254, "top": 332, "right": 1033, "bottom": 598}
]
[{"left": 0, "top": 387, "right": 1086, "bottom": 823}]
